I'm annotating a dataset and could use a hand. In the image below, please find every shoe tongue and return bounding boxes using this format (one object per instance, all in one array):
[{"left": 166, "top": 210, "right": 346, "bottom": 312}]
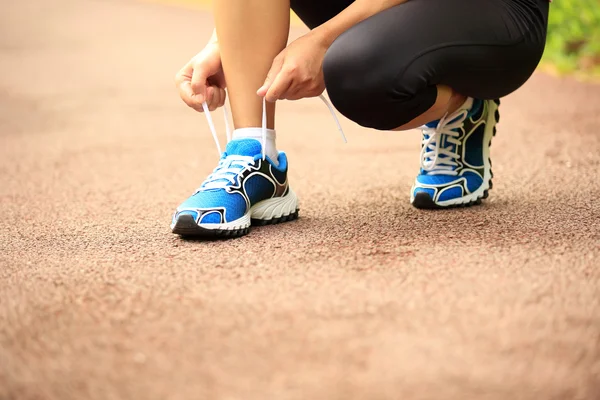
[
  {"left": 225, "top": 138, "right": 262, "bottom": 157},
  {"left": 425, "top": 119, "right": 439, "bottom": 128},
  {"left": 200, "top": 139, "right": 261, "bottom": 191}
]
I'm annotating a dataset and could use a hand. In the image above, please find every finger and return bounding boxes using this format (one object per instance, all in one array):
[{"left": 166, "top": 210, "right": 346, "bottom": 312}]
[
  {"left": 179, "top": 80, "right": 204, "bottom": 112},
  {"left": 216, "top": 89, "right": 225, "bottom": 109},
  {"left": 205, "top": 87, "right": 215, "bottom": 109},
  {"left": 176, "top": 61, "right": 204, "bottom": 111},
  {"left": 216, "top": 88, "right": 227, "bottom": 108},
  {"left": 265, "top": 70, "right": 294, "bottom": 102},
  {"left": 191, "top": 65, "right": 209, "bottom": 103},
  {"left": 283, "top": 82, "right": 324, "bottom": 101},
  {"left": 257, "top": 56, "right": 284, "bottom": 97},
  {"left": 282, "top": 88, "right": 303, "bottom": 101},
  {"left": 208, "top": 87, "right": 221, "bottom": 111},
  {"left": 174, "top": 61, "right": 193, "bottom": 89}
]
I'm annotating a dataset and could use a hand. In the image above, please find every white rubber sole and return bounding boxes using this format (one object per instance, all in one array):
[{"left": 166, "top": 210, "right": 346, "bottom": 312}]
[{"left": 196, "top": 189, "right": 299, "bottom": 231}]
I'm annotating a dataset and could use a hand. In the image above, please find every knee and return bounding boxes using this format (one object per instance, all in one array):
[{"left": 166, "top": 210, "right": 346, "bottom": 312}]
[
  {"left": 324, "top": 43, "right": 440, "bottom": 130},
  {"left": 323, "top": 35, "right": 398, "bottom": 130}
]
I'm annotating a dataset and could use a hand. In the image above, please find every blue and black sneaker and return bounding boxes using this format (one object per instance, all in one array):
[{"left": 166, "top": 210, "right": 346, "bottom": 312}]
[
  {"left": 171, "top": 95, "right": 346, "bottom": 238},
  {"left": 171, "top": 138, "right": 298, "bottom": 238},
  {"left": 411, "top": 98, "right": 500, "bottom": 209}
]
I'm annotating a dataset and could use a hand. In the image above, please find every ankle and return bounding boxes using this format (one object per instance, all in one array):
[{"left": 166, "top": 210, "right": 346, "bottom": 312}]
[
  {"left": 446, "top": 92, "right": 468, "bottom": 115},
  {"left": 232, "top": 127, "right": 279, "bottom": 165}
]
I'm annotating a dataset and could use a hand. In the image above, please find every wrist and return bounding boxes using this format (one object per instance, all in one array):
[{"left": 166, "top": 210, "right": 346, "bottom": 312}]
[{"left": 311, "top": 25, "right": 336, "bottom": 48}]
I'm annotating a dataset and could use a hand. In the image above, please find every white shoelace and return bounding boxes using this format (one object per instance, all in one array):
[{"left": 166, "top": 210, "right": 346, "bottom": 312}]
[
  {"left": 201, "top": 93, "right": 346, "bottom": 160},
  {"left": 197, "top": 93, "right": 346, "bottom": 191},
  {"left": 199, "top": 155, "right": 255, "bottom": 191},
  {"left": 420, "top": 110, "right": 468, "bottom": 176}
]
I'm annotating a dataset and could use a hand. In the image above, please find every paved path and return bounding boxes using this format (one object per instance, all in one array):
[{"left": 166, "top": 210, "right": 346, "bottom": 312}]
[{"left": 1, "top": 1, "right": 599, "bottom": 399}]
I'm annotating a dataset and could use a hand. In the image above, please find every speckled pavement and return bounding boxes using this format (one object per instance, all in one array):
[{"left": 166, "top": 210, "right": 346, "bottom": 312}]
[{"left": 1, "top": 1, "right": 599, "bottom": 399}]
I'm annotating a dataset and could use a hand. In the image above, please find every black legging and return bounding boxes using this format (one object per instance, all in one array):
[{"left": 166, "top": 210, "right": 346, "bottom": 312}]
[{"left": 291, "top": 0, "right": 549, "bottom": 130}]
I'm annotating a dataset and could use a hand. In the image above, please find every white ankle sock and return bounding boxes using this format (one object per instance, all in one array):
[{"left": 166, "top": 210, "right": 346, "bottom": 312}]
[{"left": 232, "top": 127, "right": 279, "bottom": 165}]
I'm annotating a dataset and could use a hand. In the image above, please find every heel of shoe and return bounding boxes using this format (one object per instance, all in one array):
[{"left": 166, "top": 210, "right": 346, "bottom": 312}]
[{"left": 250, "top": 189, "right": 299, "bottom": 225}]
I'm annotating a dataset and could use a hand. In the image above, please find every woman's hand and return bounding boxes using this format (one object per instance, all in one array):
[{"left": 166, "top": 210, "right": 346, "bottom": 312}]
[
  {"left": 257, "top": 32, "right": 328, "bottom": 102},
  {"left": 175, "top": 43, "right": 227, "bottom": 112}
]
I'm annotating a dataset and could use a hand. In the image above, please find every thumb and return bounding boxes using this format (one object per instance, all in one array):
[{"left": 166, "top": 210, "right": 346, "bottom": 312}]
[
  {"left": 191, "top": 52, "right": 221, "bottom": 102},
  {"left": 257, "top": 56, "right": 283, "bottom": 97},
  {"left": 191, "top": 65, "right": 210, "bottom": 103}
]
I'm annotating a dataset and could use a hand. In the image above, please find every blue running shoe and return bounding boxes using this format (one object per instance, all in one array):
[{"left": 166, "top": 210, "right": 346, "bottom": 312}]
[
  {"left": 171, "top": 138, "right": 299, "bottom": 238},
  {"left": 411, "top": 98, "right": 500, "bottom": 209}
]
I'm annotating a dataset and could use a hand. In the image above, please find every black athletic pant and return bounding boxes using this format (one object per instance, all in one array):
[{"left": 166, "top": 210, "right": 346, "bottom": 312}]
[{"left": 291, "top": 0, "right": 549, "bottom": 130}]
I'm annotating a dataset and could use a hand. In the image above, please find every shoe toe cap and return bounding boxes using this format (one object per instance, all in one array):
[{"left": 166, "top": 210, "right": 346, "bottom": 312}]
[
  {"left": 176, "top": 209, "right": 199, "bottom": 220},
  {"left": 173, "top": 209, "right": 225, "bottom": 226},
  {"left": 411, "top": 190, "right": 439, "bottom": 209},
  {"left": 412, "top": 186, "right": 436, "bottom": 200}
]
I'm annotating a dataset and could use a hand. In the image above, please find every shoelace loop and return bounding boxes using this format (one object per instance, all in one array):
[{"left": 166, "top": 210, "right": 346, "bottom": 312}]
[
  {"left": 420, "top": 110, "right": 468, "bottom": 176},
  {"left": 196, "top": 155, "right": 254, "bottom": 192}
]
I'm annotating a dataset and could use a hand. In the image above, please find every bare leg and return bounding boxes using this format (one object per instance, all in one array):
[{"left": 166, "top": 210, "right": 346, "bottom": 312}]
[
  {"left": 214, "top": 0, "right": 290, "bottom": 129},
  {"left": 392, "top": 85, "right": 467, "bottom": 131}
]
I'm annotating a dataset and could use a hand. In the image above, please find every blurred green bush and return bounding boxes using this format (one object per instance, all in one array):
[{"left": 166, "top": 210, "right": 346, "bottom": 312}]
[{"left": 544, "top": 0, "right": 600, "bottom": 76}]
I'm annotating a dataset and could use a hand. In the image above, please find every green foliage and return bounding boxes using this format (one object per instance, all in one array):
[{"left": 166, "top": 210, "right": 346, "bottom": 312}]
[{"left": 544, "top": 0, "right": 600, "bottom": 75}]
